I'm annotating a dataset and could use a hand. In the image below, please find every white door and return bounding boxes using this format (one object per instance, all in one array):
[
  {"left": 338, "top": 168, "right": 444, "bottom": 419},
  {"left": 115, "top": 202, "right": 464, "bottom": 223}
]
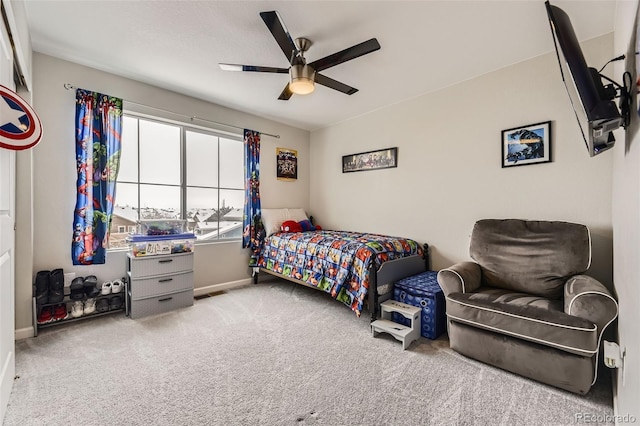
[{"left": 0, "top": 13, "right": 16, "bottom": 422}]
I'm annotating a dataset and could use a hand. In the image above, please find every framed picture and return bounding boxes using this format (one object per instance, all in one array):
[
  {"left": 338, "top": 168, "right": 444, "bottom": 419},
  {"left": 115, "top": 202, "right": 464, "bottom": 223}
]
[
  {"left": 501, "top": 121, "right": 552, "bottom": 168},
  {"left": 342, "top": 147, "right": 398, "bottom": 173},
  {"left": 276, "top": 147, "right": 297, "bottom": 181}
]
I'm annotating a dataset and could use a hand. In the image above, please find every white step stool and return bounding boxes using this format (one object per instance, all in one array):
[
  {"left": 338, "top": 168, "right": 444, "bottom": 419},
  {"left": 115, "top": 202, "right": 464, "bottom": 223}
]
[{"left": 371, "top": 299, "right": 421, "bottom": 350}]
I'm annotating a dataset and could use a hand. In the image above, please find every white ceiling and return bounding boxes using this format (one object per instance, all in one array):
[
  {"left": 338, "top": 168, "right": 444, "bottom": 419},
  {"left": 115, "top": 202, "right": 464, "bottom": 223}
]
[{"left": 23, "top": 0, "right": 617, "bottom": 131}]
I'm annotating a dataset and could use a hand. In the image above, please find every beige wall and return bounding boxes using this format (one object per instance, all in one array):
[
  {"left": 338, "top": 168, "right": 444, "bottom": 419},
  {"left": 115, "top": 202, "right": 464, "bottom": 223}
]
[
  {"left": 612, "top": 0, "right": 640, "bottom": 419},
  {"left": 310, "top": 34, "right": 614, "bottom": 286},
  {"left": 15, "top": 53, "right": 310, "bottom": 333}
]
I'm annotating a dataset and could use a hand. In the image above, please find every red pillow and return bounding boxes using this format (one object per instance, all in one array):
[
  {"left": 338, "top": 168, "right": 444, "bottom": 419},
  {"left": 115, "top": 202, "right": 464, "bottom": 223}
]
[{"left": 281, "top": 220, "right": 302, "bottom": 233}]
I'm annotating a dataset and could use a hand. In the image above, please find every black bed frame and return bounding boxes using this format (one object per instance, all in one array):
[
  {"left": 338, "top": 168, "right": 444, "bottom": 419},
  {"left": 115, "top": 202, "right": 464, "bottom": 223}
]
[{"left": 252, "top": 243, "right": 430, "bottom": 321}]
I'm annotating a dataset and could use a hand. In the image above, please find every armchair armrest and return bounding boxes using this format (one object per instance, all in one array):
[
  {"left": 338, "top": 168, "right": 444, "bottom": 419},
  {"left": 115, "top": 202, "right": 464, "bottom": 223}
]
[
  {"left": 565, "top": 275, "right": 618, "bottom": 335},
  {"left": 437, "top": 262, "right": 482, "bottom": 296}
]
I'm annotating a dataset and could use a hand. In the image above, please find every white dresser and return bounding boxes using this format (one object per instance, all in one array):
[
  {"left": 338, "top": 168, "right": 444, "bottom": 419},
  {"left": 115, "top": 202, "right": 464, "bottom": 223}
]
[{"left": 126, "top": 252, "right": 194, "bottom": 319}]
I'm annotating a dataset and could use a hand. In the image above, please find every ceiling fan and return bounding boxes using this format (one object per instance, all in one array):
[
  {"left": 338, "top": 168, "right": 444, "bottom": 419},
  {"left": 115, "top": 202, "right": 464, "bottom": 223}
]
[{"left": 219, "top": 11, "right": 381, "bottom": 100}]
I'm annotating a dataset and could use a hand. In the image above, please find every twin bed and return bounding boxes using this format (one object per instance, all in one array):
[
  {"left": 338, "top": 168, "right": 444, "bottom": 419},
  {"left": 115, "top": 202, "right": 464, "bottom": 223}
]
[{"left": 250, "top": 209, "right": 428, "bottom": 321}]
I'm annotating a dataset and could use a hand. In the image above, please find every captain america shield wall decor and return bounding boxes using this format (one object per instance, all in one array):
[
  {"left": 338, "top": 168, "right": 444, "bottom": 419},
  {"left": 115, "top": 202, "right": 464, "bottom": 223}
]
[{"left": 0, "top": 84, "right": 43, "bottom": 150}]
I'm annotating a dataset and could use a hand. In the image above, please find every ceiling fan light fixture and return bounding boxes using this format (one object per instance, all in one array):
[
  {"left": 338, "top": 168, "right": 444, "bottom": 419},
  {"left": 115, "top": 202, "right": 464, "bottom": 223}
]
[{"left": 289, "top": 64, "right": 316, "bottom": 95}]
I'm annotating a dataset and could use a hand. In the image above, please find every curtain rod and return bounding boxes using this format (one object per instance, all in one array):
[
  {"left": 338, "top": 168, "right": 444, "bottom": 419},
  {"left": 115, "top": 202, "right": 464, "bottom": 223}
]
[{"left": 63, "top": 83, "right": 280, "bottom": 139}]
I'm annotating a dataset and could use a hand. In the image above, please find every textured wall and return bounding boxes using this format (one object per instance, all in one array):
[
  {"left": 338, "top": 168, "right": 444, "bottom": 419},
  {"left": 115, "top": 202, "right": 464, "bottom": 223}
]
[{"left": 310, "top": 35, "right": 614, "bottom": 286}]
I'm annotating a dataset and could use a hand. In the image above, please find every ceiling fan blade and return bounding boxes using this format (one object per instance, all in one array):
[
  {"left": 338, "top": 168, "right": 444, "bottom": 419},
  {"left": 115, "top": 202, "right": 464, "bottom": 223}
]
[
  {"left": 308, "top": 38, "right": 381, "bottom": 72},
  {"left": 315, "top": 73, "right": 358, "bottom": 95},
  {"left": 219, "top": 63, "right": 288, "bottom": 73},
  {"left": 278, "top": 84, "right": 294, "bottom": 100},
  {"left": 260, "top": 11, "right": 300, "bottom": 64}
]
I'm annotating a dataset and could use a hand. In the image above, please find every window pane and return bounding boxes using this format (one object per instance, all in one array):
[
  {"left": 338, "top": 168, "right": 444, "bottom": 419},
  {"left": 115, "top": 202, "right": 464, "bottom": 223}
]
[
  {"left": 140, "top": 184, "right": 180, "bottom": 219},
  {"left": 114, "top": 182, "right": 138, "bottom": 209},
  {"left": 219, "top": 138, "right": 244, "bottom": 189},
  {"left": 186, "top": 186, "right": 218, "bottom": 211},
  {"left": 110, "top": 182, "right": 139, "bottom": 249},
  {"left": 187, "top": 187, "right": 219, "bottom": 240},
  {"left": 186, "top": 131, "right": 218, "bottom": 187},
  {"left": 220, "top": 189, "right": 244, "bottom": 212},
  {"left": 219, "top": 189, "right": 244, "bottom": 240},
  {"left": 139, "top": 120, "right": 181, "bottom": 185},
  {"left": 118, "top": 116, "right": 138, "bottom": 182}
]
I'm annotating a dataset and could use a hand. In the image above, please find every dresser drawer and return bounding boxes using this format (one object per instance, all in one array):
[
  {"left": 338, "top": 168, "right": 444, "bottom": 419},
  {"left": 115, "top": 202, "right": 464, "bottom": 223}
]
[
  {"left": 128, "top": 253, "right": 193, "bottom": 278},
  {"left": 129, "top": 289, "right": 194, "bottom": 319},
  {"left": 130, "top": 271, "right": 193, "bottom": 299}
]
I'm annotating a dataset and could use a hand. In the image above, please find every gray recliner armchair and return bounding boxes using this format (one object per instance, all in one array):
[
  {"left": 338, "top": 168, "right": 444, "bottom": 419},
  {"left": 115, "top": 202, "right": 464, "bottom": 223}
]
[{"left": 438, "top": 219, "right": 618, "bottom": 394}]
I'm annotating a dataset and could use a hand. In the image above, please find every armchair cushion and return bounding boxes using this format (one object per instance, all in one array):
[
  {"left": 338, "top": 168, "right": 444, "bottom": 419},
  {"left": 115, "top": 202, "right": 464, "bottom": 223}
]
[
  {"left": 446, "top": 288, "right": 598, "bottom": 356},
  {"left": 470, "top": 219, "right": 591, "bottom": 299},
  {"left": 565, "top": 275, "right": 618, "bottom": 333},
  {"left": 437, "top": 261, "right": 481, "bottom": 296}
]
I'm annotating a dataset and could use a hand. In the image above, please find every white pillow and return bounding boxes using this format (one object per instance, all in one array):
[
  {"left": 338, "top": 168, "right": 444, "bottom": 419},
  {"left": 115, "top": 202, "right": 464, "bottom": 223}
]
[
  {"left": 287, "top": 208, "right": 309, "bottom": 223},
  {"left": 261, "top": 208, "right": 288, "bottom": 237},
  {"left": 260, "top": 208, "right": 310, "bottom": 237}
]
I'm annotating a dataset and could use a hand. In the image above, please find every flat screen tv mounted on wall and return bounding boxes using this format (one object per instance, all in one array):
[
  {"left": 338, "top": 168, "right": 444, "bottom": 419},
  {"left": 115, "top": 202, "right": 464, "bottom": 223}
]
[{"left": 545, "top": 1, "right": 630, "bottom": 157}]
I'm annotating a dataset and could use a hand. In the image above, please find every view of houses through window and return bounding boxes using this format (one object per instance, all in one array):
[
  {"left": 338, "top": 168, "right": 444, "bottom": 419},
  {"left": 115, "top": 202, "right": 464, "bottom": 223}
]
[{"left": 108, "top": 114, "right": 244, "bottom": 248}]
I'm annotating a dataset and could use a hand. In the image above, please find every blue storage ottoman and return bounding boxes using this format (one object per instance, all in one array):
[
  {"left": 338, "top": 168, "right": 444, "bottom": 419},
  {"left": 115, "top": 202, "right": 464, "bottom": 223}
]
[{"left": 393, "top": 271, "right": 446, "bottom": 340}]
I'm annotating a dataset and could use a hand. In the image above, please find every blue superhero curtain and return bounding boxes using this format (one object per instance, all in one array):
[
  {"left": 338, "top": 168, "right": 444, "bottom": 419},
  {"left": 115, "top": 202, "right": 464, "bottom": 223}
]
[
  {"left": 242, "top": 129, "right": 263, "bottom": 266},
  {"left": 72, "top": 89, "right": 122, "bottom": 265}
]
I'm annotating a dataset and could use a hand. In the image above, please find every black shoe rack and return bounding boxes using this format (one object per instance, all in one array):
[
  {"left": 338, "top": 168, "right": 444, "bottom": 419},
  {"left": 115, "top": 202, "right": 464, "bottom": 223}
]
[{"left": 33, "top": 282, "right": 127, "bottom": 337}]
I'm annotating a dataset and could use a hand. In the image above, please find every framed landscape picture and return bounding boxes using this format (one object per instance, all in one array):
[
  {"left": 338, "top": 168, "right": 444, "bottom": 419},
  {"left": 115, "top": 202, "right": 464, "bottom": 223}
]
[{"left": 501, "top": 121, "right": 552, "bottom": 168}]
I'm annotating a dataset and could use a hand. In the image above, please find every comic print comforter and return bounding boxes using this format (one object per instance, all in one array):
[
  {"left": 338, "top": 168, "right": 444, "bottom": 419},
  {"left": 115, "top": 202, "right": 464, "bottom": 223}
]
[{"left": 257, "top": 230, "right": 422, "bottom": 316}]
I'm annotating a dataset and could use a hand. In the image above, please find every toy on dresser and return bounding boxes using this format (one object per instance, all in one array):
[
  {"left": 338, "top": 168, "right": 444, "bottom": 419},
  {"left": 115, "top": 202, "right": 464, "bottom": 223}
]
[{"left": 127, "top": 220, "right": 196, "bottom": 257}]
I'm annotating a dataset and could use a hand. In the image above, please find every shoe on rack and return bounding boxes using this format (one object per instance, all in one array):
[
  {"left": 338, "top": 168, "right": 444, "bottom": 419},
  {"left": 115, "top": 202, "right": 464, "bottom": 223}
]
[
  {"left": 70, "top": 301, "right": 84, "bottom": 318},
  {"left": 48, "top": 269, "right": 65, "bottom": 304},
  {"left": 109, "top": 295, "right": 123, "bottom": 311},
  {"left": 34, "top": 270, "right": 50, "bottom": 305},
  {"left": 52, "top": 304, "right": 68, "bottom": 321},
  {"left": 101, "top": 281, "right": 112, "bottom": 295},
  {"left": 110, "top": 279, "right": 123, "bottom": 294},
  {"left": 37, "top": 306, "right": 53, "bottom": 324},
  {"left": 70, "top": 277, "right": 85, "bottom": 300},
  {"left": 83, "top": 298, "right": 96, "bottom": 315},
  {"left": 84, "top": 275, "right": 100, "bottom": 297},
  {"left": 96, "top": 298, "right": 110, "bottom": 313}
]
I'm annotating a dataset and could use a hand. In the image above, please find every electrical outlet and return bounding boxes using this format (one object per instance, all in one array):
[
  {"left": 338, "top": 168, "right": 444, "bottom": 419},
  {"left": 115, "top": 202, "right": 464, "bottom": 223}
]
[{"left": 604, "top": 340, "right": 622, "bottom": 368}]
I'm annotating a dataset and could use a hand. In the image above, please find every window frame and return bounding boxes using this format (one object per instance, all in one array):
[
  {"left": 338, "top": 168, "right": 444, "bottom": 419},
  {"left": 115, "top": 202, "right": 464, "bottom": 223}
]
[{"left": 111, "top": 111, "right": 244, "bottom": 247}]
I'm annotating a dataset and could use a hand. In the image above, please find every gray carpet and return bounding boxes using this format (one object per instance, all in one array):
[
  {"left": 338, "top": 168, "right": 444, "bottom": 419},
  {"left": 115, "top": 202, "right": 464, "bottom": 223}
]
[{"left": 4, "top": 279, "right": 614, "bottom": 425}]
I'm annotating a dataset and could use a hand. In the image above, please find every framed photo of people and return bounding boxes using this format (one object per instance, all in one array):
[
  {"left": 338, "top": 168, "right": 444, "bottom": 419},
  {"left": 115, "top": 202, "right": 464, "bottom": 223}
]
[{"left": 342, "top": 147, "right": 398, "bottom": 173}]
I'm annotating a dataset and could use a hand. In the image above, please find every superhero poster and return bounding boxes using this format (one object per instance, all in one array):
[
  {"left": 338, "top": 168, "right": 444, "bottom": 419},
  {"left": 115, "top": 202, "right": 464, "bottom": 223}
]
[{"left": 276, "top": 147, "right": 297, "bottom": 181}]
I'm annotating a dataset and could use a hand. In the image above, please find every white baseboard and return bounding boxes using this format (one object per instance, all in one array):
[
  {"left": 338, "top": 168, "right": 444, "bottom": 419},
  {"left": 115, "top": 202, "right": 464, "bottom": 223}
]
[
  {"left": 15, "top": 327, "right": 34, "bottom": 340},
  {"left": 194, "top": 278, "right": 253, "bottom": 297}
]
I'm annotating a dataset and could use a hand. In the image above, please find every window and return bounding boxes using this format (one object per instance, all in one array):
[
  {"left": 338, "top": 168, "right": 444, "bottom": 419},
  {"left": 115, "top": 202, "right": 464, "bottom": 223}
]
[{"left": 109, "top": 114, "right": 244, "bottom": 249}]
